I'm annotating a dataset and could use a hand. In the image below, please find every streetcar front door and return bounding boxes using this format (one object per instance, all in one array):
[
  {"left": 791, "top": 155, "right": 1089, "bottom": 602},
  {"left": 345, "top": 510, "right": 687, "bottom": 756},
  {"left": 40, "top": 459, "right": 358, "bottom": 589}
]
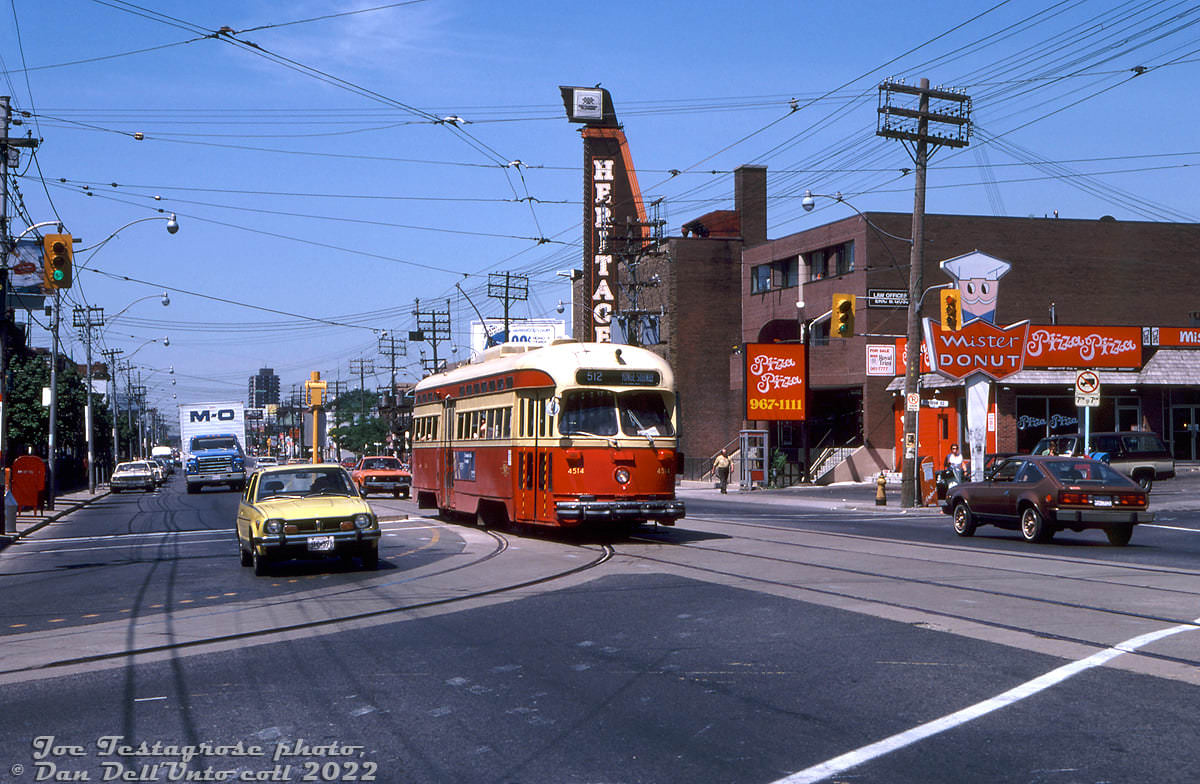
[{"left": 516, "top": 390, "right": 555, "bottom": 524}]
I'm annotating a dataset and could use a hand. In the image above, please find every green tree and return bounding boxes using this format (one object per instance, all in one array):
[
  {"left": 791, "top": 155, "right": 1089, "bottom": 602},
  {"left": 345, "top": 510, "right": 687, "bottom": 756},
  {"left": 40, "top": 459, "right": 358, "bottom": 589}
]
[
  {"left": 329, "top": 418, "right": 389, "bottom": 456},
  {"left": 5, "top": 353, "right": 113, "bottom": 484}
]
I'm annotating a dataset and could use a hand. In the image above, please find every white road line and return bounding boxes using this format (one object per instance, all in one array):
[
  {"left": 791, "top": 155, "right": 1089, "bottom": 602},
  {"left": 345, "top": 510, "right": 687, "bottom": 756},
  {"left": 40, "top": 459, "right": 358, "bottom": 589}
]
[
  {"left": 23, "top": 530, "right": 226, "bottom": 544},
  {"left": 1142, "top": 523, "right": 1200, "bottom": 532},
  {"left": 774, "top": 617, "right": 1200, "bottom": 784},
  {"left": 6, "top": 538, "right": 233, "bottom": 556}
]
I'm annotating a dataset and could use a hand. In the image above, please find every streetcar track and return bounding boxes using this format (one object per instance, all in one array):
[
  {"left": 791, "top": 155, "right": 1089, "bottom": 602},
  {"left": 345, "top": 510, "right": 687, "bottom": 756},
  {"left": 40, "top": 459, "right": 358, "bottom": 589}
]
[
  {"left": 644, "top": 515, "right": 1200, "bottom": 613},
  {"left": 2, "top": 526, "right": 615, "bottom": 676},
  {"left": 620, "top": 518, "right": 1200, "bottom": 668},
  {"left": 686, "top": 513, "right": 1200, "bottom": 586}
]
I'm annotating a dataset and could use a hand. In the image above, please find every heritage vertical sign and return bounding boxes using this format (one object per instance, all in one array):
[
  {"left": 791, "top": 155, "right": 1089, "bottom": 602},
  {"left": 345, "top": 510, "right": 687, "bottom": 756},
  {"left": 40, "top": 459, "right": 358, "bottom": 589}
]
[
  {"left": 745, "top": 343, "right": 807, "bottom": 421},
  {"left": 562, "top": 85, "right": 647, "bottom": 344},
  {"left": 589, "top": 156, "right": 616, "bottom": 342}
]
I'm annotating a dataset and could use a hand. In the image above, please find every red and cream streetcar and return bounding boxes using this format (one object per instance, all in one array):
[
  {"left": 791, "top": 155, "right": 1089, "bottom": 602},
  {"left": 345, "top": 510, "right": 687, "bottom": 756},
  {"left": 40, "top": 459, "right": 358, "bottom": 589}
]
[{"left": 410, "top": 339, "right": 685, "bottom": 530}]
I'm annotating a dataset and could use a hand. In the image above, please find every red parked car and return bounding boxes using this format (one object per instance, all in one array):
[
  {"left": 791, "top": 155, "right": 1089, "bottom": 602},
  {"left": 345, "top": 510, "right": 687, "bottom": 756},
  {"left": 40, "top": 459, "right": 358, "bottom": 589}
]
[
  {"left": 350, "top": 455, "right": 412, "bottom": 498},
  {"left": 942, "top": 455, "right": 1153, "bottom": 546}
]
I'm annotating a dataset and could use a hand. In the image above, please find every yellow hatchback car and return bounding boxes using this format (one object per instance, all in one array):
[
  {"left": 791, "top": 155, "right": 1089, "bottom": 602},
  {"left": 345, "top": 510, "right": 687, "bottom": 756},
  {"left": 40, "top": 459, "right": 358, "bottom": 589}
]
[{"left": 236, "top": 464, "right": 381, "bottom": 575}]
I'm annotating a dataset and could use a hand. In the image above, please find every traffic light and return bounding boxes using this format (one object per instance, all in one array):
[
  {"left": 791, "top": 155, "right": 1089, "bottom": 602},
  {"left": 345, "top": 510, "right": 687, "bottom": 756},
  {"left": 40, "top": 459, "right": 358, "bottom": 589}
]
[
  {"left": 832, "top": 293, "right": 855, "bottom": 338},
  {"left": 42, "top": 233, "right": 74, "bottom": 290},
  {"left": 940, "top": 288, "right": 962, "bottom": 331}
]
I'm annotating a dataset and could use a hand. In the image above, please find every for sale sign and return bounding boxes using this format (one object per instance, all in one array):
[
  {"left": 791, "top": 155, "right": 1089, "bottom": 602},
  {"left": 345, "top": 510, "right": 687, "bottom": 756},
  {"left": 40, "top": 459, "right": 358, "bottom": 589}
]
[
  {"left": 866, "top": 344, "right": 896, "bottom": 376},
  {"left": 745, "top": 343, "right": 806, "bottom": 421}
]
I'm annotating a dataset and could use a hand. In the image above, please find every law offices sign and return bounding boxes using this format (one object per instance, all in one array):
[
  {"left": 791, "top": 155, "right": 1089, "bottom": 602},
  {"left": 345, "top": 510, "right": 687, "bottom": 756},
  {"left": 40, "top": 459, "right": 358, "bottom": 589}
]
[{"left": 745, "top": 343, "right": 806, "bottom": 421}]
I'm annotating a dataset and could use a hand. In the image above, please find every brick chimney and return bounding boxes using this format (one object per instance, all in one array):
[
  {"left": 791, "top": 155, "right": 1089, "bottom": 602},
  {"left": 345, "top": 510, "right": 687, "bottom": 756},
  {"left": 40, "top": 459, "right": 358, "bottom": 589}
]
[{"left": 735, "top": 165, "right": 767, "bottom": 247}]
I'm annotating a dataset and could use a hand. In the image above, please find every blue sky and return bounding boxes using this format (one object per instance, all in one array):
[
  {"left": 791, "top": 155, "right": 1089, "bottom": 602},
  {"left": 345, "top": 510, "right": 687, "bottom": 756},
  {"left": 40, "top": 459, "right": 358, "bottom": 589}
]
[{"left": 2, "top": 0, "right": 1197, "bottom": 414}]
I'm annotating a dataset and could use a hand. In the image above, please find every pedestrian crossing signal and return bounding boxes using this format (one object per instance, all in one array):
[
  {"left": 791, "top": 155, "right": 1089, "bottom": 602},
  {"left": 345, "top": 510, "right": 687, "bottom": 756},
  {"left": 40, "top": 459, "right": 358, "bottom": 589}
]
[{"left": 940, "top": 288, "right": 962, "bottom": 331}]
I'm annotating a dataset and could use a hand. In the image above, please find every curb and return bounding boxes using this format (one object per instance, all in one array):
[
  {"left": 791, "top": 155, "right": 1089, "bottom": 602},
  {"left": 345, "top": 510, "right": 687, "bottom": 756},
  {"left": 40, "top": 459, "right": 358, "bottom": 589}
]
[{"left": 1, "top": 489, "right": 112, "bottom": 545}]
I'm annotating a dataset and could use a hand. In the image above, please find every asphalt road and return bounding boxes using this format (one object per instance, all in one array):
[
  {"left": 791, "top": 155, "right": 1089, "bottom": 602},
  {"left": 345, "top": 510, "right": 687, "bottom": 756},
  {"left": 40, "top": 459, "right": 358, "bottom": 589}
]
[{"left": 1, "top": 473, "right": 1198, "bottom": 783}]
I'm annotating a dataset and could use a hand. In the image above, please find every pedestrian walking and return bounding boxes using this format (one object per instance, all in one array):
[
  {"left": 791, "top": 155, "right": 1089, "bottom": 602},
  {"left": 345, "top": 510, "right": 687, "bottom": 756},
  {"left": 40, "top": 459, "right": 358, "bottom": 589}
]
[{"left": 714, "top": 449, "right": 732, "bottom": 494}]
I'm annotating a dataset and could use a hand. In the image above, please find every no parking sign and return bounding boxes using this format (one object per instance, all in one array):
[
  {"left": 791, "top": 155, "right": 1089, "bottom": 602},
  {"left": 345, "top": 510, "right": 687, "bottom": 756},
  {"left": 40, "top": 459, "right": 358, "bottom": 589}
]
[{"left": 1075, "top": 370, "right": 1101, "bottom": 407}]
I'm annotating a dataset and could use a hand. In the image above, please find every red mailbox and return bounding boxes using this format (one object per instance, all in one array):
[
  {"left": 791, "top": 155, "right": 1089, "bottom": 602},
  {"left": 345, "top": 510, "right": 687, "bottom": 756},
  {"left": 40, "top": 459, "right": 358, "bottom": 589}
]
[{"left": 11, "top": 455, "right": 47, "bottom": 511}]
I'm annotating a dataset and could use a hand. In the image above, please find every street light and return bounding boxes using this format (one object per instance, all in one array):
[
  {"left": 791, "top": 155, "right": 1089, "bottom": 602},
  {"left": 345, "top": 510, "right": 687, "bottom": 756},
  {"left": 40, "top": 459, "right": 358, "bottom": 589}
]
[
  {"left": 801, "top": 189, "right": 922, "bottom": 505},
  {"left": 20, "top": 213, "right": 179, "bottom": 508},
  {"left": 106, "top": 291, "right": 170, "bottom": 325},
  {"left": 76, "top": 213, "right": 180, "bottom": 253},
  {"left": 556, "top": 269, "right": 581, "bottom": 338},
  {"left": 91, "top": 294, "right": 171, "bottom": 486},
  {"left": 801, "top": 190, "right": 913, "bottom": 245},
  {"left": 122, "top": 335, "right": 171, "bottom": 360}
]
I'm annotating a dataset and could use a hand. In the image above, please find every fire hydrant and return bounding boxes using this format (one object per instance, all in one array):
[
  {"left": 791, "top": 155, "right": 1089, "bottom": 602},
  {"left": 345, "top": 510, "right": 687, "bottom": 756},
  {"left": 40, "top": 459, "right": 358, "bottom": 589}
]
[{"left": 875, "top": 473, "right": 887, "bottom": 506}]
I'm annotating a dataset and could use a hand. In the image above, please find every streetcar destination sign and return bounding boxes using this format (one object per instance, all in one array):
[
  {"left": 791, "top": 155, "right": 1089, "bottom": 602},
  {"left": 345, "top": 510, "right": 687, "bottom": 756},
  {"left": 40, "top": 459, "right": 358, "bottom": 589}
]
[{"left": 576, "top": 369, "right": 661, "bottom": 386}]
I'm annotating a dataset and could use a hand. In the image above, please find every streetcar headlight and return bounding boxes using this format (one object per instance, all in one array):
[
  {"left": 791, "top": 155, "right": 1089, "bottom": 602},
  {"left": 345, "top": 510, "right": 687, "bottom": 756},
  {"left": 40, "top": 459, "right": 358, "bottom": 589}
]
[
  {"left": 353, "top": 513, "right": 374, "bottom": 529},
  {"left": 264, "top": 519, "right": 283, "bottom": 534},
  {"left": 614, "top": 468, "right": 631, "bottom": 485}
]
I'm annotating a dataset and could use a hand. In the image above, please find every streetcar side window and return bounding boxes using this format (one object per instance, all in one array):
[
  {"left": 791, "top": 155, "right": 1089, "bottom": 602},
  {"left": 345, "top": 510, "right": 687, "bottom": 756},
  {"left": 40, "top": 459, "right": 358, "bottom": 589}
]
[
  {"left": 560, "top": 389, "right": 618, "bottom": 436},
  {"left": 517, "top": 394, "right": 551, "bottom": 438},
  {"left": 618, "top": 390, "right": 676, "bottom": 437},
  {"left": 415, "top": 414, "right": 439, "bottom": 441},
  {"left": 518, "top": 397, "right": 532, "bottom": 438}
]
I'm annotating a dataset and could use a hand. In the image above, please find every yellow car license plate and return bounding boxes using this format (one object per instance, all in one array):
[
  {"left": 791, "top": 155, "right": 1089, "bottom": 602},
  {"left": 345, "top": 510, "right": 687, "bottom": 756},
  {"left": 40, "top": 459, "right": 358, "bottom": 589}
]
[{"left": 307, "top": 535, "right": 335, "bottom": 552}]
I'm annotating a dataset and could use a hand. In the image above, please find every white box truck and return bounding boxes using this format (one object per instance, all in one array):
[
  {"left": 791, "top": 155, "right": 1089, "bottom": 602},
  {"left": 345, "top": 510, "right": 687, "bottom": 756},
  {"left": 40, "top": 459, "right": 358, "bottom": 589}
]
[{"left": 179, "top": 401, "right": 247, "bottom": 493}]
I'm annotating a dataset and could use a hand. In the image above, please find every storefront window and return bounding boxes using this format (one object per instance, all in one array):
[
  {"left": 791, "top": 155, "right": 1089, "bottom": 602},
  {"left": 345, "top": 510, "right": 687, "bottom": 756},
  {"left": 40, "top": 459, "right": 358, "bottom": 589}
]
[{"left": 1015, "top": 396, "right": 1079, "bottom": 453}]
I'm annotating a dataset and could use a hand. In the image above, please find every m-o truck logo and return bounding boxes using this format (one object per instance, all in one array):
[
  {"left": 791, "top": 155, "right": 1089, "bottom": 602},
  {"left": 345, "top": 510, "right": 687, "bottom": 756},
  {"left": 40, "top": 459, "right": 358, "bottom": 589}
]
[{"left": 190, "top": 408, "right": 238, "bottom": 422}]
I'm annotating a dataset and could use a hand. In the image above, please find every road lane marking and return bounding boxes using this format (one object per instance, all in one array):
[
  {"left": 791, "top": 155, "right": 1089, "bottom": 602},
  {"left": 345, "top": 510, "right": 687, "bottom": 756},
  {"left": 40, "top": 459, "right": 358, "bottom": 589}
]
[
  {"left": 5, "top": 520, "right": 418, "bottom": 558},
  {"left": 774, "top": 616, "right": 1200, "bottom": 784}
]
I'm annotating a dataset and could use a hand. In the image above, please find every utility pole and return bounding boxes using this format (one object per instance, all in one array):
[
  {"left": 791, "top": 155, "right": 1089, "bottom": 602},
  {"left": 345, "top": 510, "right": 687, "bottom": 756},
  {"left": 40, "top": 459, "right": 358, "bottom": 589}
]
[
  {"left": 73, "top": 306, "right": 104, "bottom": 492},
  {"left": 349, "top": 357, "right": 374, "bottom": 425},
  {"left": 1, "top": 96, "right": 39, "bottom": 483},
  {"left": 327, "top": 378, "right": 348, "bottom": 428},
  {"left": 377, "top": 332, "right": 406, "bottom": 400},
  {"left": 102, "top": 348, "right": 123, "bottom": 464},
  {"left": 487, "top": 272, "right": 528, "bottom": 342},
  {"left": 615, "top": 200, "right": 666, "bottom": 347},
  {"left": 877, "top": 77, "right": 971, "bottom": 508},
  {"left": 377, "top": 333, "right": 406, "bottom": 455},
  {"left": 133, "top": 381, "right": 147, "bottom": 458},
  {"left": 411, "top": 298, "right": 452, "bottom": 375},
  {"left": 46, "top": 292, "right": 61, "bottom": 510}
]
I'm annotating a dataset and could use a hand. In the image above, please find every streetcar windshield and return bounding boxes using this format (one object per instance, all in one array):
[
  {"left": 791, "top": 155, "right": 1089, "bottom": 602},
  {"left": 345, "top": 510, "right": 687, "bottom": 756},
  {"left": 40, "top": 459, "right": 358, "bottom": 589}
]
[
  {"left": 559, "top": 389, "right": 675, "bottom": 438},
  {"left": 559, "top": 389, "right": 618, "bottom": 436},
  {"left": 619, "top": 390, "right": 675, "bottom": 437}
]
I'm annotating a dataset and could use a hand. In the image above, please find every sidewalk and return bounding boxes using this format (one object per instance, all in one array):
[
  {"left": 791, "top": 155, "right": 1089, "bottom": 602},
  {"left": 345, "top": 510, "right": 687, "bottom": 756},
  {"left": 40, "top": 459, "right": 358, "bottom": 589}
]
[
  {"left": 677, "top": 477, "right": 942, "bottom": 513},
  {"left": 1, "top": 486, "right": 111, "bottom": 547}
]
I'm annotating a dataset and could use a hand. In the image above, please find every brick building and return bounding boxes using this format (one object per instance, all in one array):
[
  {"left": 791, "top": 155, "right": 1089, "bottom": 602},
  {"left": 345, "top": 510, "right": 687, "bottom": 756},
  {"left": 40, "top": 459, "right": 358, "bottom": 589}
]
[
  {"left": 739, "top": 198, "right": 1200, "bottom": 481},
  {"left": 566, "top": 148, "right": 1199, "bottom": 481}
]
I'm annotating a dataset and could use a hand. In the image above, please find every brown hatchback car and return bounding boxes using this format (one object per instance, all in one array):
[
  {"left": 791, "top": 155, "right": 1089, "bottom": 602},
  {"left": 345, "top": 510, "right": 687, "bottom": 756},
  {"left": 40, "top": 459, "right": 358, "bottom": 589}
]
[{"left": 943, "top": 455, "right": 1153, "bottom": 546}]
